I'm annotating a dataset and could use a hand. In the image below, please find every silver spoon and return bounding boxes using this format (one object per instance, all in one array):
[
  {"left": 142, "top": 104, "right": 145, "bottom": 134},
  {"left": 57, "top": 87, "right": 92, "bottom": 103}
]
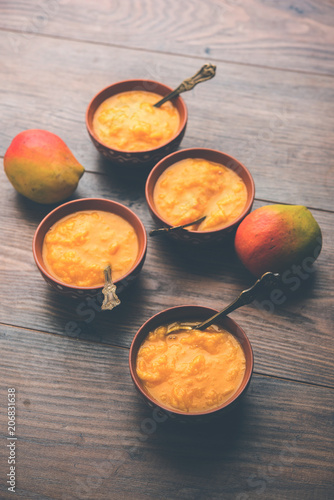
[
  {"left": 153, "top": 63, "right": 216, "bottom": 108},
  {"left": 149, "top": 216, "right": 206, "bottom": 236},
  {"left": 166, "top": 271, "right": 281, "bottom": 334}
]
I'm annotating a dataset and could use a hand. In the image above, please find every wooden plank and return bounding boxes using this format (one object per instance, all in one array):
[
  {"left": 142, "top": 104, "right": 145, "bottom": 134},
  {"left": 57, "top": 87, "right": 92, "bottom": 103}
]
[
  {"left": 0, "top": 33, "right": 333, "bottom": 210},
  {"left": 0, "top": 0, "right": 334, "bottom": 75},
  {"left": 0, "top": 324, "right": 333, "bottom": 500},
  {"left": 0, "top": 167, "right": 333, "bottom": 387},
  {"left": 0, "top": 3, "right": 332, "bottom": 500}
]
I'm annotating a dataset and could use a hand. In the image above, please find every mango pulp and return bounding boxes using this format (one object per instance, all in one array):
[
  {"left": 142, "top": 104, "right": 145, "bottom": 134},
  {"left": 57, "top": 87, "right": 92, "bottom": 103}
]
[
  {"left": 136, "top": 323, "right": 246, "bottom": 413},
  {"left": 93, "top": 90, "right": 180, "bottom": 151},
  {"left": 153, "top": 158, "right": 248, "bottom": 231},
  {"left": 43, "top": 210, "right": 139, "bottom": 287}
]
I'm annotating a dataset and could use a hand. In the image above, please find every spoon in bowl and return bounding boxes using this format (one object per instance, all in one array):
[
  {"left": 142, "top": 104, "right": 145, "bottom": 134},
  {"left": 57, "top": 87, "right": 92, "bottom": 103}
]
[
  {"left": 149, "top": 215, "right": 206, "bottom": 236},
  {"left": 166, "top": 271, "right": 281, "bottom": 334},
  {"left": 153, "top": 63, "right": 216, "bottom": 108}
]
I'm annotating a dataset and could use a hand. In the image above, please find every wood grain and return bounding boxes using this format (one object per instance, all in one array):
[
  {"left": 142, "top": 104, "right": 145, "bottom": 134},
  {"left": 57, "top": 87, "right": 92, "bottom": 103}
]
[
  {"left": 0, "top": 0, "right": 334, "bottom": 75},
  {"left": 0, "top": 167, "right": 333, "bottom": 387},
  {"left": 0, "top": 2, "right": 333, "bottom": 498},
  {"left": 0, "top": 324, "right": 333, "bottom": 500},
  {"left": 0, "top": 34, "right": 333, "bottom": 210}
]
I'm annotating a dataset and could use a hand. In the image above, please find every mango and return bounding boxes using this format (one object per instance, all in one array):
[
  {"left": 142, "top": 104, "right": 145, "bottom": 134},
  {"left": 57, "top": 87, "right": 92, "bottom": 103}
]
[
  {"left": 234, "top": 204, "right": 322, "bottom": 277},
  {"left": 4, "top": 129, "right": 84, "bottom": 204}
]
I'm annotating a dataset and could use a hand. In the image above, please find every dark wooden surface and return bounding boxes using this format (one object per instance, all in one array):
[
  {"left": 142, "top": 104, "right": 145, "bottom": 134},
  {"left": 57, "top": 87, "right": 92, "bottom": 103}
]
[{"left": 0, "top": 1, "right": 333, "bottom": 499}]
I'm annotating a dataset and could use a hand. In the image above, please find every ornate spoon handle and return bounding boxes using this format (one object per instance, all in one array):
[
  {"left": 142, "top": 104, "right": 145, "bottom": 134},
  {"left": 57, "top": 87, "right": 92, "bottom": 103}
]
[
  {"left": 166, "top": 272, "right": 281, "bottom": 335},
  {"left": 196, "top": 272, "right": 281, "bottom": 330},
  {"left": 101, "top": 265, "right": 121, "bottom": 311},
  {"left": 154, "top": 63, "right": 216, "bottom": 108}
]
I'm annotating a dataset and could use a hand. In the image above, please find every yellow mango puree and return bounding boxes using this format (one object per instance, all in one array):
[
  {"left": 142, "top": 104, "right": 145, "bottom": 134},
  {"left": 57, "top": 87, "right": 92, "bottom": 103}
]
[
  {"left": 154, "top": 158, "right": 248, "bottom": 231},
  {"left": 93, "top": 90, "right": 180, "bottom": 151},
  {"left": 43, "top": 210, "right": 139, "bottom": 287},
  {"left": 136, "top": 323, "right": 246, "bottom": 413}
]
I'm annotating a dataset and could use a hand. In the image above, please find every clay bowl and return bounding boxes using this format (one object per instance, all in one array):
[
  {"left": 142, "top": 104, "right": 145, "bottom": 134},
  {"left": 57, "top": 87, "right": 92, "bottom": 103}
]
[
  {"left": 33, "top": 198, "right": 147, "bottom": 299},
  {"left": 129, "top": 305, "right": 254, "bottom": 423},
  {"left": 86, "top": 79, "right": 188, "bottom": 173},
  {"left": 145, "top": 148, "right": 255, "bottom": 244}
]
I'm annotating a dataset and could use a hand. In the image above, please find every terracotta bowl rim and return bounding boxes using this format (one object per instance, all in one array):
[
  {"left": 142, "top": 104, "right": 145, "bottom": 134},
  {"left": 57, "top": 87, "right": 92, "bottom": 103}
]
[
  {"left": 85, "top": 79, "right": 188, "bottom": 155},
  {"left": 129, "top": 304, "right": 254, "bottom": 417},
  {"left": 32, "top": 197, "right": 147, "bottom": 292},
  {"left": 145, "top": 147, "right": 255, "bottom": 235}
]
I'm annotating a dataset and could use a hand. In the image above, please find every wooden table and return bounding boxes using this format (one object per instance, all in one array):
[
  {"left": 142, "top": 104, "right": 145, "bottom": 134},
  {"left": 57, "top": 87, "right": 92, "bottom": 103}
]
[{"left": 0, "top": 1, "right": 333, "bottom": 499}]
